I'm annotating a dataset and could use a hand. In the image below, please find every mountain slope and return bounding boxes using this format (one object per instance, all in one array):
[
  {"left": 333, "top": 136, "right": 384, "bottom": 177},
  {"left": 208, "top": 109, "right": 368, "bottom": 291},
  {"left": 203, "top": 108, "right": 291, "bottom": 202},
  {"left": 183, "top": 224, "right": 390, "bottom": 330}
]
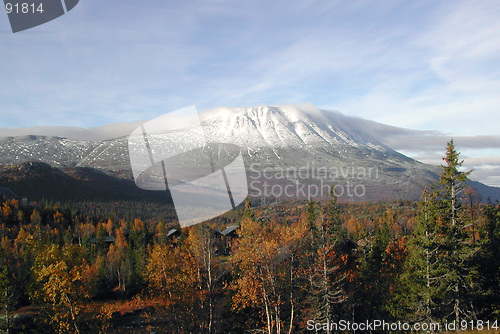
[
  {"left": 198, "top": 105, "right": 441, "bottom": 201},
  {"left": 0, "top": 135, "right": 98, "bottom": 167},
  {"left": 0, "top": 104, "right": 498, "bottom": 202},
  {"left": 0, "top": 162, "right": 170, "bottom": 202}
]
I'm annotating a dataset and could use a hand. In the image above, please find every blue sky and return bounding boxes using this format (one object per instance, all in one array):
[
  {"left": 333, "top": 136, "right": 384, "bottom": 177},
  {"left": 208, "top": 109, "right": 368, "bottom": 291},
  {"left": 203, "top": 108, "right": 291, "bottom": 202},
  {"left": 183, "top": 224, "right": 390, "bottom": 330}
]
[{"left": 1, "top": 0, "right": 499, "bottom": 185}]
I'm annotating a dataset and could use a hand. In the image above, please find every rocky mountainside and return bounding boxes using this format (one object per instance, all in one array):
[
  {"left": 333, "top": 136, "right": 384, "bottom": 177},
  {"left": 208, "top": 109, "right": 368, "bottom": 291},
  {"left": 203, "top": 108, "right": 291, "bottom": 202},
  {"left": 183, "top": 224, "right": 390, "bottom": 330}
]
[
  {"left": 0, "top": 104, "right": 497, "bottom": 202},
  {"left": 0, "top": 135, "right": 98, "bottom": 167}
]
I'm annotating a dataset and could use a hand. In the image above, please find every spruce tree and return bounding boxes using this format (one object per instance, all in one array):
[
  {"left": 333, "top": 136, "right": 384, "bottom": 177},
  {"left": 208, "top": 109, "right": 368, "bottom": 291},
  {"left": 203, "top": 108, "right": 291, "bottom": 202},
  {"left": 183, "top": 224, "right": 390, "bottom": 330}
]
[
  {"left": 475, "top": 204, "right": 500, "bottom": 317},
  {"left": 437, "top": 140, "right": 476, "bottom": 323},
  {"left": 306, "top": 191, "right": 351, "bottom": 331},
  {"left": 357, "top": 215, "right": 393, "bottom": 320},
  {"left": 402, "top": 187, "right": 446, "bottom": 323},
  {"left": 404, "top": 140, "right": 477, "bottom": 324}
]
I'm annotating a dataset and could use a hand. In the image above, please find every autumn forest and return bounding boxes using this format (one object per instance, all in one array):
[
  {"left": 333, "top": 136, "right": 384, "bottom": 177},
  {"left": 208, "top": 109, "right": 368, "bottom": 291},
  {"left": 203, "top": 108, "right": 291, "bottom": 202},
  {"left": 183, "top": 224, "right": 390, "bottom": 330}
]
[{"left": 0, "top": 141, "right": 499, "bottom": 333}]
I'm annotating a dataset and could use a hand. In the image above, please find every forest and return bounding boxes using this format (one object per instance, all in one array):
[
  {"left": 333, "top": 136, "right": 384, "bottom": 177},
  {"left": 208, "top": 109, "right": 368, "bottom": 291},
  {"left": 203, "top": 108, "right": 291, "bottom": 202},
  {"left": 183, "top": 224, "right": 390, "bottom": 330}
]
[{"left": 0, "top": 140, "right": 499, "bottom": 333}]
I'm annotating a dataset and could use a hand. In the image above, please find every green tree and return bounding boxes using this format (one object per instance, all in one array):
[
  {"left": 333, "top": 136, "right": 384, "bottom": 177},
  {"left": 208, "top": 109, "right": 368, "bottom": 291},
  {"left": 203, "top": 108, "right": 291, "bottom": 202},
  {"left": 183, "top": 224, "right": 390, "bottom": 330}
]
[
  {"left": 305, "top": 198, "right": 317, "bottom": 231},
  {"left": 403, "top": 140, "right": 477, "bottom": 324},
  {"left": 356, "top": 217, "right": 394, "bottom": 321},
  {"left": 0, "top": 251, "right": 14, "bottom": 334},
  {"left": 437, "top": 140, "right": 476, "bottom": 323},
  {"left": 401, "top": 187, "right": 446, "bottom": 323},
  {"left": 475, "top": 204, "right": 500, "bottom": 317},
  {"left": 243, "top": 197, "right": 255, "bottom": 219},
  {"left": 305, "top": 192, "right": 353, "bottom": 331}
]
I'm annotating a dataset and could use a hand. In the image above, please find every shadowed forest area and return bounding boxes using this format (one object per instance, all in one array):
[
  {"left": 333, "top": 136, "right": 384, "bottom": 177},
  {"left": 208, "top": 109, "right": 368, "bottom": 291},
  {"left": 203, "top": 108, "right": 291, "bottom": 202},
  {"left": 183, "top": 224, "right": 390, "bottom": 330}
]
[{"left": 0, "top": 141, "right": 498, "bottom": 333}]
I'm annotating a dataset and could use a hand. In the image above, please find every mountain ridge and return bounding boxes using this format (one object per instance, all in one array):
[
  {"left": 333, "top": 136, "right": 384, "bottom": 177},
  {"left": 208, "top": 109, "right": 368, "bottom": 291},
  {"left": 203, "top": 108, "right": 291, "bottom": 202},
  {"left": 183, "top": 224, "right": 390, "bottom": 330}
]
[{"left": 0, "top": 104, "right": 498, "bottom": 202}]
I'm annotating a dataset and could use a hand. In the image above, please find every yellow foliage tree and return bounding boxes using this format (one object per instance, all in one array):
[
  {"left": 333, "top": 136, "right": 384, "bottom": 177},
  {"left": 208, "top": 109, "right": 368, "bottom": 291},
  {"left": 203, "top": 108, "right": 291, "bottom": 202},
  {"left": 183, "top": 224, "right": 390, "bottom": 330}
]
[
  {"left": 145, "top": 243, "right": 200, "bottom": 332},
  {"left": 31, "top": 244, "right": 91, "bottom": 334},
  {"left": 231, "top": 218, "right": 308, "bottom": 334}
]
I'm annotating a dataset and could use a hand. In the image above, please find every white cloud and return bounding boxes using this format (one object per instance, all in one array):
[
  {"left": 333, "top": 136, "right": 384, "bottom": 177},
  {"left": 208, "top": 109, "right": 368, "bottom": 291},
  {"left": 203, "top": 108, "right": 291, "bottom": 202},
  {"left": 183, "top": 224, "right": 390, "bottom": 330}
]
[
  {"left": 369, "top": 127, "right": 500, "bottom": 187},
  {"left": 0, "top": 0, "right": 499, "bottom": 186}
]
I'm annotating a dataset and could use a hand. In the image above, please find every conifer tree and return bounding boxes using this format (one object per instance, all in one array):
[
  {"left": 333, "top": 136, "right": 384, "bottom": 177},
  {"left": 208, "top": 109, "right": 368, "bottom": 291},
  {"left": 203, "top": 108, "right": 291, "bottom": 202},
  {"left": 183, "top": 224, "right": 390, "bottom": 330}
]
[
  {"left": 438, "top": 140, "right": 476, "bottom": 323},
  {"left": 404, "top": 140, "right": 477, "bottom": 324},
  {"left": 243, "top": 197, "right": 255, "bottom": 219},
  {"left": 357, "top": 216, "right": 393, "bottom": 320},
  {"left": 401, "top": 187, "right": 446, "bottom": 322},
  {"left": 475, "top": 204, "right": 500, "bottom": 317},
  {"left": 305, "top": 198, "right": 318, "bottom": 240},
  {"left": 306, "top": 190, "right": 353, "bottom": 331},
  {"left": 0, "top": 250, "right": 13, "bottom": 334}
]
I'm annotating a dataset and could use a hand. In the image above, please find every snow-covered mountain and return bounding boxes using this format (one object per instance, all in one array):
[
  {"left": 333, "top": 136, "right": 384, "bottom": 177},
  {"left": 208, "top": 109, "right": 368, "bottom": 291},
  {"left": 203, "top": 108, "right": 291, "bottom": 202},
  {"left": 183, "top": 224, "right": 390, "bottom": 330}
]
[
  {"left": 0, "top": 135, "right": 98, "bottom": 167},
  {"left": 197, "top": 104, "right": 438, "bottom": 200},
  {"left": 201, "top": 104, "right": 388, "bottom": 150},
  {"left": 199, "top": 104, "right": 412, "bottom": 163},
  {"left": 0, "top": 104, "right": 496, "bottom": 202}
]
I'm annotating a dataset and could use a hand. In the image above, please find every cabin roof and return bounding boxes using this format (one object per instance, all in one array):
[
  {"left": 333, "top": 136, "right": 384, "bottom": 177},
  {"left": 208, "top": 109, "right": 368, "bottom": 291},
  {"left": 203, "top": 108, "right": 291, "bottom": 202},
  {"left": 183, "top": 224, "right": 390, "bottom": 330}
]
[
  {"left": 220, "top": 225, "right": 239, "bottom": 236},
  {"left": 89, "top": 236, "right": 115, "bottom": 243},
  {"left": 167, "top": 228, "right": 180, "bottom": 238}
]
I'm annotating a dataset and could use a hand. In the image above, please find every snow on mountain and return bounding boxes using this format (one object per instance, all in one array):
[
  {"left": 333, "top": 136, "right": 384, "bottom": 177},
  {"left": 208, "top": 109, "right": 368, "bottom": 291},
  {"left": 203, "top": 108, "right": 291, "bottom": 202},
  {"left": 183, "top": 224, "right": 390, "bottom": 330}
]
[
  {"left": 200, "top": 104, "right": 394, "bottom": 152},
  {"left": 0, "top": 106, "right": 424, "bottom": 166},
  {"left": 2, "top": 104, "right": 496, "bottom": 201},
  {"left": 0, "top": 135, "right": 98, "bottom": 167}
]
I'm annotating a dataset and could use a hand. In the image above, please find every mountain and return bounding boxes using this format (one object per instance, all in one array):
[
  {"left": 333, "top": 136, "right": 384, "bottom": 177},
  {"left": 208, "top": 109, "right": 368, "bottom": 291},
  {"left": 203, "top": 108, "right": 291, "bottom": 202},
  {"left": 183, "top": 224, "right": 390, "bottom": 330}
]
[
  {"left": 0, "top": 104, "right": 498, "bottom": 202},
  {"left": 0, "top": 135, "right": 98, "bottom": 167},
  {"left": 0, "top": 161, "right": 170, "bottom": 203},
  {"left": 197, "top": 104, "right": 442, "bottom": 201}
]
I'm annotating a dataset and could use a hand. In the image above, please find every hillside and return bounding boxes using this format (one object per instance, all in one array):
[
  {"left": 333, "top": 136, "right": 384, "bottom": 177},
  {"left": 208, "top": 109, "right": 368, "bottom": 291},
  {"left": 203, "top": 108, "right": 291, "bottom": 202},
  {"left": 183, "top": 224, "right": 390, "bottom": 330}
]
[
  {"left": 1, "top": 105, "right": 499, "bottom": 202},
  {"left": 0, "top": 162, "right": 170, "bottom": 203}
]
